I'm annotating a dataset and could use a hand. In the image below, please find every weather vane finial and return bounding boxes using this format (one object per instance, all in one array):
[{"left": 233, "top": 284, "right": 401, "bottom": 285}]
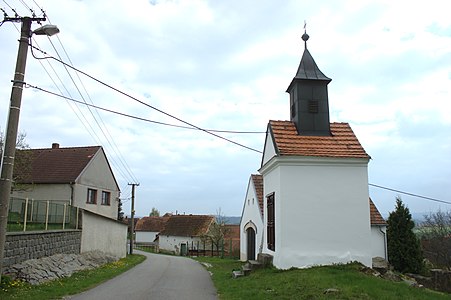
[{"left": 302, "top": 20, "right": 309, "bottom": 49}]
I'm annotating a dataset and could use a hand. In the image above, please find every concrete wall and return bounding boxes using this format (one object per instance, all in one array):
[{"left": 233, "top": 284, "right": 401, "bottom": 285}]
[
  {"left": 240, "top": 176, "right": 264, "bottom": 261},
  {"left": 80, "top": 210, "right": 127, "bottom": 258},
  {"left": 371, "top": 225, "right": 387, "bottom": 259},
  {"left": 261, "top": 156, "right": 372, "bottom": 269},
  {"left": 3, "top": 230, "right": 81, "bottom": 267}
]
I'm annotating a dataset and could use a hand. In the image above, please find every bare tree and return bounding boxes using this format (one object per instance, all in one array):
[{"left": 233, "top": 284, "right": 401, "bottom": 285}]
[
  {"left": 419, "top": 210, "right": 451, "bottom": 269},
  {"left": 203, "top": 208, "right": 230, "bottom": 256}
]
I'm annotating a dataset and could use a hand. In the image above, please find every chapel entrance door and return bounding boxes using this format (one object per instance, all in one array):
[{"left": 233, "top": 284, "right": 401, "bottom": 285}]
[{"left": 246, "top": 227, "right": 256, "bottom": 260}]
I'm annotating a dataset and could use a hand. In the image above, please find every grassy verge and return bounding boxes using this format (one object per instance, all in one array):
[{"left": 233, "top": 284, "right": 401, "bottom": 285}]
[
  {"left": 195, "top": 257, "right": 450, "bottom": 300},
  {"left": 0, "top": 254, "right": 145, "bottom": 300}
]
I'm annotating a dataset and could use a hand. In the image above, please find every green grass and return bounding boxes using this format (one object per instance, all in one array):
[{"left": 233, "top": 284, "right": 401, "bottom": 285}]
[
  {"left": 0, "top": 254, "right": 145, "bottom": 300},
  {"left": 195, "top": 257, "right": 451, "bottom": 300}
]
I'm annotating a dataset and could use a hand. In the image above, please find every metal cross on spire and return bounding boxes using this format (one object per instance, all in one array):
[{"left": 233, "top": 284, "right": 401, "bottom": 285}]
[{"left": 302, "top": 20, "right": 309, "bottom": 49}]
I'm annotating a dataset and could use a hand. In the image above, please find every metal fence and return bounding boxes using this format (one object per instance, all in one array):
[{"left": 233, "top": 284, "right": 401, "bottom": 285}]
[{"left": 7, "top": 197, "right": 80, "bottom": 232}]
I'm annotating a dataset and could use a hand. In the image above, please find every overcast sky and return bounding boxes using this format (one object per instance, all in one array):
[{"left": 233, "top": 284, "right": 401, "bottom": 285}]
[{"left": 1, "top": 0, "right": 450, "bottom": 218}]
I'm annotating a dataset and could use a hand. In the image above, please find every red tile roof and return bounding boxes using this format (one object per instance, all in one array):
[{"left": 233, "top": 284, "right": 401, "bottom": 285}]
[
  {"left": 159, "top": 215, "right": 214, "bottom": 237},
  {"left": 269, "top": 121, "right": 370, "bottom": 159},
  {"left": 369, "top": 198, "right": 386, "bottom": 225},
  {"left": 251, "top": 174, "right": 264, "bottom": 217},
  {"left": 135, "top": 216, "right": 169, "bottom": 232},
  {"left": 14, "top": 145, "right": 101, "bottom": 184}
]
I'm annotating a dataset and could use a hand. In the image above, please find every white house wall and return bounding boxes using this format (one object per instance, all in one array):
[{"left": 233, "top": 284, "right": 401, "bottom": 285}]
[
  {"left": 240, "top": 177, "right": 264, "bottom": 261},
  {"left": 159, "top": 235, "right": 204, "bottom": 255},
  {"left": 12, "top": 184, "right": 71, "bottom": 203},
  {"left": 72, "top": 184, "right": 117, "bottom": 219},
  {"left": 371, "top": 225, "right": 387, "bottom": 259},
  {"left": 136, "top": 231, "right": 158, "bottom": 243},
  {"left": 262, "top": 157, "right": 372, "bottom": 269},
  {"left": 261, "top": 166, "right": 281, "bottom": 259}
]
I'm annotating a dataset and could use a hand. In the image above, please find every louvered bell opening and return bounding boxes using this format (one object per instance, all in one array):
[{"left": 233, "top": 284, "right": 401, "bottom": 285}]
[{"left": 308, "top": 100, "right": 319, "bottom": 114}]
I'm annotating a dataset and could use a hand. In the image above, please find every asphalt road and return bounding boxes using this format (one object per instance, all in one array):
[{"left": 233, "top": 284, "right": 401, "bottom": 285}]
[{"left": 68, "top": 250, "right": 218, "bottom": 300}]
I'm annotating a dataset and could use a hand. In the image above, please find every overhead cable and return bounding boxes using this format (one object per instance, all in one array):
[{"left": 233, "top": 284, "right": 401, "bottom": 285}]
[
  {"left": 369, "top": 183, "right": 450, "bottom": 205},
  {"left": 29, "top": 45, "right": 263, "bottom": 153}
]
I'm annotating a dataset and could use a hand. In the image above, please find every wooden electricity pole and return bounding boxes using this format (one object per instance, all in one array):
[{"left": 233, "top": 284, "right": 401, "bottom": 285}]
[{"left": 128, "top": 183, "right": 139, "bottom": 254}]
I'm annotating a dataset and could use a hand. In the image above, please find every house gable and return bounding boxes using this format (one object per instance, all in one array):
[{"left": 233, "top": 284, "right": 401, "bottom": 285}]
[
  {"left": 261, "top": 124, "right": 278, "bottom": 167},
  {"left": 240, "top": 174, "right": 265, "bottom": 261},
  {"left": 77, "top": 147, "right": 120, "bottom": 191}
]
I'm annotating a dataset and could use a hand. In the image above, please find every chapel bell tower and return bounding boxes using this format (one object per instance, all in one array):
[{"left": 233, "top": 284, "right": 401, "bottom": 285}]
[{"left": 286, "top": 31, "right": 332, "bottom": 136}]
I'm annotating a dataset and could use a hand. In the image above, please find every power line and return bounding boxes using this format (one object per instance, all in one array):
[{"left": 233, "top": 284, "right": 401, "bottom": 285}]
[
  {"left": 26, "top": 83, "right": 265, "bottom": 135},
  {"left": 369, "top": 183, "right": 450, "bottom": 205},
  {"left": 17, "top": 0, "right": 140, "bottom": 184},
  {"left": 28, "top": 45, "right": 263, "bottom": 153}
]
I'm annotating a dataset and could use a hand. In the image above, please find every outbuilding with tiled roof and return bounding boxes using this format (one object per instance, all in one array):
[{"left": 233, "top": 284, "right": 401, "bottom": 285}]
[
  {"left": 158, "top": 214, "right": 215, "bottom": 255},
  {"left": 135, "top": 216, "right": 170, "bottom": 243}
]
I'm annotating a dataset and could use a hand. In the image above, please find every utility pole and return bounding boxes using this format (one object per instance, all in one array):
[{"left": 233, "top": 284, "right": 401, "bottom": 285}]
[
  {"left": 0, "top": 16, "right": 57, "bottom": 281},
  {"left": 128, "top": 183, "right": 139, "bottom": 254}
]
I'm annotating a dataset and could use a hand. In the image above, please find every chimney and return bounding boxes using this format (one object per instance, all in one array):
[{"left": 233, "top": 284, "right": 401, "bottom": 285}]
[{"left": 52, "top": 143, "right": 60, "bottom": 149}]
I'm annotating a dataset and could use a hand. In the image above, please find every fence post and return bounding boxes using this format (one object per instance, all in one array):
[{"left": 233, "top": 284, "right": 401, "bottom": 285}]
[
  {"left": 29, "top": 198, "right": 34, "bottom": 222},
  {"left": 76, "top": 207, "right": 79, "bottom": 229},
  {"left": 45, "top": 200, "right": 49, "bottom": 230},
  {"left": 23, "top": 198, "right": 28, "bottom": 232},
  {"left": 62, "top": 203, "right": 67, "bottom": 230}
]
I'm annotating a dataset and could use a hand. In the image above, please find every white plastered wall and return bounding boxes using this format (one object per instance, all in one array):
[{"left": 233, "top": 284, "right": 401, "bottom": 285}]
[
  {"left": 261, "top": 157, "right": 372, "bottom": 269},
  {"left": 158, "top": 235, "right": 204, "bottom": 255},
  {"left": 371, "top": 225, "right": 387, "bottom": 259},
  {"left": 240, "top": 176, "right": 264, "bottom": 261}
]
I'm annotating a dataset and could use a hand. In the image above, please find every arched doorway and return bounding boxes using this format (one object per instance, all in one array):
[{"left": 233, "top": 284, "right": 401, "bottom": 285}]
[{"left": 246, "top": 227, "right": 256, "bottom": 260}]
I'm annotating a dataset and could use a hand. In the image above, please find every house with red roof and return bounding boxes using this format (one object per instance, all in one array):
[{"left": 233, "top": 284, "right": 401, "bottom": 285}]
[
  {"left": 135, "top": 215, "right": 170, "bottom": 243},
  {"left": 158, "top": 214, "right": 215, "bottom": 255},
  {"left": 240, "top": 32, "right": 386, "bottom": 269},
  {"left": 12, "top": 143, "right": 120, "bottom": 220}
]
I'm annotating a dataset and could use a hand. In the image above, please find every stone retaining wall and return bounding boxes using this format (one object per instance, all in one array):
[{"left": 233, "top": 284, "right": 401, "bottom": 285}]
[{"left": 3, "top": 230, "right": 81, "bottom": 267}]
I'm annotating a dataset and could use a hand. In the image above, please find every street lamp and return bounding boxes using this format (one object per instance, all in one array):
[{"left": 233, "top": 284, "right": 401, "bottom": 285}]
[{"left": 0, "top": 17, "right": 59, "bottom": 279}]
